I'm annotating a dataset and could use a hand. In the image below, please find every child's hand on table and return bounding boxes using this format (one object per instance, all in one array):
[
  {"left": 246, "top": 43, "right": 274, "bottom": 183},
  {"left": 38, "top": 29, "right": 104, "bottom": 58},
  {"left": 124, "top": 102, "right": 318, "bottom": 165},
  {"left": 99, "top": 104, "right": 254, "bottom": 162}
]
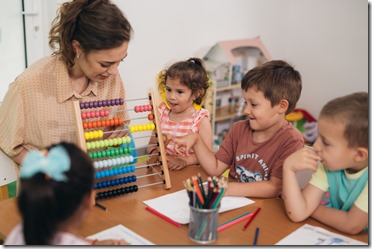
[
  {"left": 167, "top": 155, "right": 187, "bottom": 170},
  {"left": 90, "top": 239, "right": 129, "bottom": 245}
]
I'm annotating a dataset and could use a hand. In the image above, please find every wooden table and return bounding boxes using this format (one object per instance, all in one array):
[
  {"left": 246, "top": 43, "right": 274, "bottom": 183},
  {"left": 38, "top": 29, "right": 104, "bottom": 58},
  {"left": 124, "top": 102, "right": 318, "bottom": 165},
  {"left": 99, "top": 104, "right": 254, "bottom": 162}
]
[{"left": 0, "top": 165, "right": 368, "bottom": 245}]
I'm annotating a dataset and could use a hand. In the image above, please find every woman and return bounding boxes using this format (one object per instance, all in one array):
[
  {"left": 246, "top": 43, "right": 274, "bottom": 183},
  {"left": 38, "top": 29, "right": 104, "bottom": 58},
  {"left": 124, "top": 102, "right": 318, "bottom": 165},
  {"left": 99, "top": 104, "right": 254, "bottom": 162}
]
[{"left": 0, "top": 0, "right": 133, "bottom": 166}]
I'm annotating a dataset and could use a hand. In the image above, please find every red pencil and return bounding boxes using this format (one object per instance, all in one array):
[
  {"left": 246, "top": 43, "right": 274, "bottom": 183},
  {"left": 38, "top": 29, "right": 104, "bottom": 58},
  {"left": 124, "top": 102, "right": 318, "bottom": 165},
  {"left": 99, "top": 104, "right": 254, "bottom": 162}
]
[
  {"left": 218, "top": 212, "right": 252, "bottom": 232},
  {"left": 145, "top": 206, "right": 181, "bottom": 228},
  {"left": 242, "top": 207, "right": 261, "bottom": 231}
]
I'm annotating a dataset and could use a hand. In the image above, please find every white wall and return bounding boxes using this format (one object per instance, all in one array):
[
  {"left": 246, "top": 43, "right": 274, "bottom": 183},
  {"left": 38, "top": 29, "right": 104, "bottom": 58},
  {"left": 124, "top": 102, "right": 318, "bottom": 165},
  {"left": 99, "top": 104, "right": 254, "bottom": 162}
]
[
  {"left": 0, "top": 0, "right": 26, "bottom": 101},
  {"left": 114, "top": 0, "right": 367, "bottom": 119},
  {"left": 1, "top": 0, "right": 368, "bottom": 148}
]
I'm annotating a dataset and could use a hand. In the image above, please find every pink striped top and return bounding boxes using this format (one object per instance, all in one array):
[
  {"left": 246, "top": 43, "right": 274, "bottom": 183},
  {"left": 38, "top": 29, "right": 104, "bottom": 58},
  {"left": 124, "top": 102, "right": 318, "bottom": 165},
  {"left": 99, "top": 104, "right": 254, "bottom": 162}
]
[{"left": 158, "top": 102, "right": 209, "bottom": 155}]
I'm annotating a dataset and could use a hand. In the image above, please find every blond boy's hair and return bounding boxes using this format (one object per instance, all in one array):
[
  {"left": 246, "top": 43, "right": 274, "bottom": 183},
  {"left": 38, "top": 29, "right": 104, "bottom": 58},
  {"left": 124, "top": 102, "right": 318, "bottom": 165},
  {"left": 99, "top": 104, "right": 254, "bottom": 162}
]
[{"left": 320, "top": 92, "right": 368, "bottom": 148}]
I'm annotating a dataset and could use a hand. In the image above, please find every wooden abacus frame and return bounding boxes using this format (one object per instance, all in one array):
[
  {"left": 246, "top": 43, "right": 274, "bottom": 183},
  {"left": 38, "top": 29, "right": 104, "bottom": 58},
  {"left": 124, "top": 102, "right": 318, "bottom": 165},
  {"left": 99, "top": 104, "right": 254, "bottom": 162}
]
[{"left": 72, "top": 92, "right": 171, "bottom": 200}]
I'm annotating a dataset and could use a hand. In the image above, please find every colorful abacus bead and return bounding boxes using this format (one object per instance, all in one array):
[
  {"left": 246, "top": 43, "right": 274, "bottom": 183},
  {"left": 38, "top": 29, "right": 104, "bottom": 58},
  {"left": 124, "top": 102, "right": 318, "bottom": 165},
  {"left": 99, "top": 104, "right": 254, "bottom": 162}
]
[
  {"left": 134, "top": 104, "right": 152, "bottom": 113},
  {"left": 93, "top": 155, "right": 134, "bottom": 169},
  {"left": 80, "top": 98, "right": 124, "bottom": 109},
  {"left": 95, "top": 185, "right": 138, "bottom": 200},
  {"left": 94, "top": 175, "right": 137, "bottom": 189}
]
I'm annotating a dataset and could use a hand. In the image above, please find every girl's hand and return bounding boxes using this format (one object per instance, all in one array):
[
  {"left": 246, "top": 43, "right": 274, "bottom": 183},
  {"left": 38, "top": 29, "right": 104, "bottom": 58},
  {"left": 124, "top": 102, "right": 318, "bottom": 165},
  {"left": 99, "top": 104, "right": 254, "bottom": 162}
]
[
  {"left": 283, "top": 147, "right": 321, "bottom": 173},
  {"left": 167, "top": 156, "right": 187, "bottom": 170}
]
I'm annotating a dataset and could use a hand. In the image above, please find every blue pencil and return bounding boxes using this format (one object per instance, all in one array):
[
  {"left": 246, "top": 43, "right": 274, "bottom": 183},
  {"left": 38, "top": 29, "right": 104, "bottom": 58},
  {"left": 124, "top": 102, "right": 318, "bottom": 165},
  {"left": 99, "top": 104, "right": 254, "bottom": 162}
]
[{"left": 253, "top": 227, "right": 260, "bottom": 245}]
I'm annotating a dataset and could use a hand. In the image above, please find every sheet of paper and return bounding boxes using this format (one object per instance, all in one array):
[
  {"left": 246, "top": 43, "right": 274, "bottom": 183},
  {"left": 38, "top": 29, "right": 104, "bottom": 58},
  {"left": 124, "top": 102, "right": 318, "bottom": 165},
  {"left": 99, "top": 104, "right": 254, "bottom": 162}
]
[
  {"left": 87, "top": 224, "right": 154, "bottom": 245},
  {"left": 143, "top": 188, "right": 255, "bottom": 224},
  {"left": 275, "top": 224, "right": 367, "bottom": 245}
]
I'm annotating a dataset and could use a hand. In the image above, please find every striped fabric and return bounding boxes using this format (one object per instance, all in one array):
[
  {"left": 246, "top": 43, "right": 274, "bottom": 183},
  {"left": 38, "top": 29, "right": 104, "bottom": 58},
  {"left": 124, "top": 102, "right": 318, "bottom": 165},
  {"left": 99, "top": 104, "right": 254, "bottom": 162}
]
[{"left": 158, "top": 102, "right": 209, "bottom": 155}]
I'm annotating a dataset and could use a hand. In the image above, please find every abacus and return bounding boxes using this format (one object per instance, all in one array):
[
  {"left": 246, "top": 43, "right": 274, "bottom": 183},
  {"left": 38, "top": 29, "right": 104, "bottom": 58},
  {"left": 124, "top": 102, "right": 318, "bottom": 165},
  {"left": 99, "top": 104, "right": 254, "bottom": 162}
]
[{"left": 72, "top": 92, "right": 171, "bottom": 200}]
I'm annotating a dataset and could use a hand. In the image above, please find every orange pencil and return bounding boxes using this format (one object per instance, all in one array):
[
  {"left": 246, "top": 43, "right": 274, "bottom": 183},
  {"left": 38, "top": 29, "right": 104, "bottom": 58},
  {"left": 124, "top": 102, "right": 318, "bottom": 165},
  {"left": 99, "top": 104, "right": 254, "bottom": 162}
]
[
  {"left": 192, "top": 176, "right": 205, "bottom": 206},
  {"left": 218, "top": 212, "right": 252, "bottom": 232}
]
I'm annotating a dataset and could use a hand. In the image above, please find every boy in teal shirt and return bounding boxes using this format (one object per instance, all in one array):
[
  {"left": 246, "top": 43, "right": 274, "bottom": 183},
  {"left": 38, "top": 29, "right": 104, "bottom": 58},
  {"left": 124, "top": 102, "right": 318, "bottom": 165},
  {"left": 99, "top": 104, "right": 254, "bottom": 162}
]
[{"left": 283, "top": 92, "right": 368, "bottom": 235}]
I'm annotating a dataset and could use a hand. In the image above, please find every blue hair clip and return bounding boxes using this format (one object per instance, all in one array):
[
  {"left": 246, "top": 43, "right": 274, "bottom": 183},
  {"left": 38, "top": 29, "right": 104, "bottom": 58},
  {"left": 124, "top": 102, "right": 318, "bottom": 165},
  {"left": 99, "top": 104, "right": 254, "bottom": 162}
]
[{"left": 20, "top": 145, "right": 71, "bottom": 182}]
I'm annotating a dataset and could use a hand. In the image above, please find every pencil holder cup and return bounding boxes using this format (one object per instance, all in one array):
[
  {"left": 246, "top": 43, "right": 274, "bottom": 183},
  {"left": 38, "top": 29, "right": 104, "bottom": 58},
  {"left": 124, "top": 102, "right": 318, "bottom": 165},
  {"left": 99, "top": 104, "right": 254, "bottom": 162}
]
[{"left": 188, "top": 205, "right": 220, "bottom": 244}]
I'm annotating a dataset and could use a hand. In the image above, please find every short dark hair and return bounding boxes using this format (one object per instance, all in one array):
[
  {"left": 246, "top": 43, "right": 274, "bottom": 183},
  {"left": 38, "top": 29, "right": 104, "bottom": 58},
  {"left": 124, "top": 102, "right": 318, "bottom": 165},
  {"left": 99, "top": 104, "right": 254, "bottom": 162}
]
[
  {"left": 320, "top": 92, "right": 368, "bottom": 148},
  {"left": 241, "top": 60, "right": 302, "bottom": 114}
]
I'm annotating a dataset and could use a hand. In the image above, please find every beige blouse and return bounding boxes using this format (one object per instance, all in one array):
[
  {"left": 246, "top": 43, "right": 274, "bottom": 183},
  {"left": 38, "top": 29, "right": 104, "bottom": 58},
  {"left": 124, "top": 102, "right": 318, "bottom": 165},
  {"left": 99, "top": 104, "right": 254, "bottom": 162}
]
[{"left": 0, "top": 55, "right": 128, "bottom": 162}]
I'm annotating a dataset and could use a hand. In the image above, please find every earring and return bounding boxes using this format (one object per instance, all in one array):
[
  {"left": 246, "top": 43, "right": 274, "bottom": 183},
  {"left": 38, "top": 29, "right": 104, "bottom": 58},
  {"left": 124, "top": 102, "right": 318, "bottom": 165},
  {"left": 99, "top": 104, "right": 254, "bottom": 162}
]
[{"left": 76, "top": 54, "right": 79, "bottom": 59}]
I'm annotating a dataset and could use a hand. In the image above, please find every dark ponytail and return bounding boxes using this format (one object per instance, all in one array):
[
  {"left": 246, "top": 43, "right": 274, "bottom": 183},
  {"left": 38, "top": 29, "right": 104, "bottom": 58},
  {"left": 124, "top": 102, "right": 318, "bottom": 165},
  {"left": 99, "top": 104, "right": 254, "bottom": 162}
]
[
  {"left": 165, "top": 57, "right": 210, "bottom": 105},
  {"left": 18, "top": 142, "right": 94, "bottom": 245}
]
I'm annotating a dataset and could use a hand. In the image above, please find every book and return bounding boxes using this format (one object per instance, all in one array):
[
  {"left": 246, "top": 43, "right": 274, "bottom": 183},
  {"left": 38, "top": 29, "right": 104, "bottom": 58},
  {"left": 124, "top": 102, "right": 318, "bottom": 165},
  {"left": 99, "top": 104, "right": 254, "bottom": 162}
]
[
  {"left": 87, "top": 224, "right": 154, "bottom": 245},
  {"left": 143, "top": 187, "right": 254, "bottom": 224},
  {"left": 275, "top": 224, "right": 367, "bottom": 245}
]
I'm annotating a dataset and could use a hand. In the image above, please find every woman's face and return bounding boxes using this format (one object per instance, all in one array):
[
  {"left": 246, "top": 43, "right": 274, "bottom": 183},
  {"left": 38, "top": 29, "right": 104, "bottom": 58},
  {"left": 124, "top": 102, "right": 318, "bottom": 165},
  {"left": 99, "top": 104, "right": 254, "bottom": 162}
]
[{"left": 74, "top": 41, "right": 129, "bottom": 83}]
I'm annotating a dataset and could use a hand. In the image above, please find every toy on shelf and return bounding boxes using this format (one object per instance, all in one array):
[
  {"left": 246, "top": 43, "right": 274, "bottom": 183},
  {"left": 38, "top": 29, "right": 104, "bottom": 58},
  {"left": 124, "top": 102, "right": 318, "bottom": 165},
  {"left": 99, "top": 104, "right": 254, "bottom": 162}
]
[
  {"left": 196, "top": 37, "right": 272, "bottom": 150},
  {"left": 286, "top": 108, "right": 317, "bottom": 145}
]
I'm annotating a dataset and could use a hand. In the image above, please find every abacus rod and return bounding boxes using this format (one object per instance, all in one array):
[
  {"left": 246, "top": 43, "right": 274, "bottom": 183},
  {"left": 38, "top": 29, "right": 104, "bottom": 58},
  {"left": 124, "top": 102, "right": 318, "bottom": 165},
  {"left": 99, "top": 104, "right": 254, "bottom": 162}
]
[
  {"left": 134, "top": 143, "right": 158, "bottom": 151},
  {"left": 101, "top": 128, "right": 153, "bottom": 134},
  {"left": 136, "top": 165, "right": 151, "bottom": 170},
  {"left": 133, "top": 134, "right": 157, "bottom": 140},
  {"left": 122, "top": 116, "right": 150, "bottom": 122},
  {"left": 82, "top": 97, "right": 149, "bottom": 105},
  {"left": 145, "top": 162, "right": 161, "bottom": 168},
  {"left": 136, "top": 172, "right": 162, "bottom": 179},
  {"left": 138, "top": 181, "right": 163, "bottom": 189},
  {"left": 93, "top": 152, "right": 159, "bottom": 164},
  {"left": 124, "top": 97, "right": 149, "bottom": 102},
  {"left": 109, "top": 107, "right": 149, "bottom": 113},
  {"left": 145, "top": 165, "right": 164, "bottom": 181}
]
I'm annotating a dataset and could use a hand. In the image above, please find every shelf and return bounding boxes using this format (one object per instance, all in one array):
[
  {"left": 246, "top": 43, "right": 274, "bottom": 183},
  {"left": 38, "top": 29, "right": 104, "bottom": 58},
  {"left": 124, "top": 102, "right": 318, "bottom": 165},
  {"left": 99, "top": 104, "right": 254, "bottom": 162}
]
[
  {"left": 215, "top": 106, "right": 244, "bottom": 122},
  {"left": 201, "top": 37, "right": 271, "bottom": 139},
  {"left": 216, "top": 83, "right": 241, "bottom": 93}
]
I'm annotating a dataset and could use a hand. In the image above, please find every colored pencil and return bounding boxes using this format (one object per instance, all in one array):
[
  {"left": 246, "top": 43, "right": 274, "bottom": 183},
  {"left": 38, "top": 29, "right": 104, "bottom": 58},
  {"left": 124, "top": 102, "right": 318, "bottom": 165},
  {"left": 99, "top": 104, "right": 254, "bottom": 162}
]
[
  {"left": 242, "top": 207, "right": 261, "bottom": 231},
  {"left": 192, "top": 176, "right": 205, "bottom": 206},
  {"left": 217, "top": 212, "right": 252, "bottom": 232},
  {"left": 253, "top": 227, "right": 260, "bottom": 245},
  {"left": 185, "top": 175, "right": 227, "bottom": 209},
  {"left": 95, "top": 202, "right": 108, "bottom": 211},
  {"left": 211, "top": 187, "right": 225, "bottom": 209},
  {"left": 146, "top": 206, "right": 181, "bottom": 228}
]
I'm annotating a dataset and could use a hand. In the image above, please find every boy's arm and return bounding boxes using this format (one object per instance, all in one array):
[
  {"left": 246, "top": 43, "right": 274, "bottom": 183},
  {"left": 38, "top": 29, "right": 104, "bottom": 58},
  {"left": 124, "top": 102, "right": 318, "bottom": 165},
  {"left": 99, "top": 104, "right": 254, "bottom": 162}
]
[
  {"left": 282, "top": 148, "right": 323, "bottom": 222},
  {"left": 172, "top": 134, "right": 228, "bottom": 176},
  {"left": 311, "top": 204, "right": 368, "bottom": 235},
  {"left": 225, "top": 176, "right": 282, "bottom": 198},
  {"left": 198, "top": 117, "right": 213, "bottom": 152}
]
